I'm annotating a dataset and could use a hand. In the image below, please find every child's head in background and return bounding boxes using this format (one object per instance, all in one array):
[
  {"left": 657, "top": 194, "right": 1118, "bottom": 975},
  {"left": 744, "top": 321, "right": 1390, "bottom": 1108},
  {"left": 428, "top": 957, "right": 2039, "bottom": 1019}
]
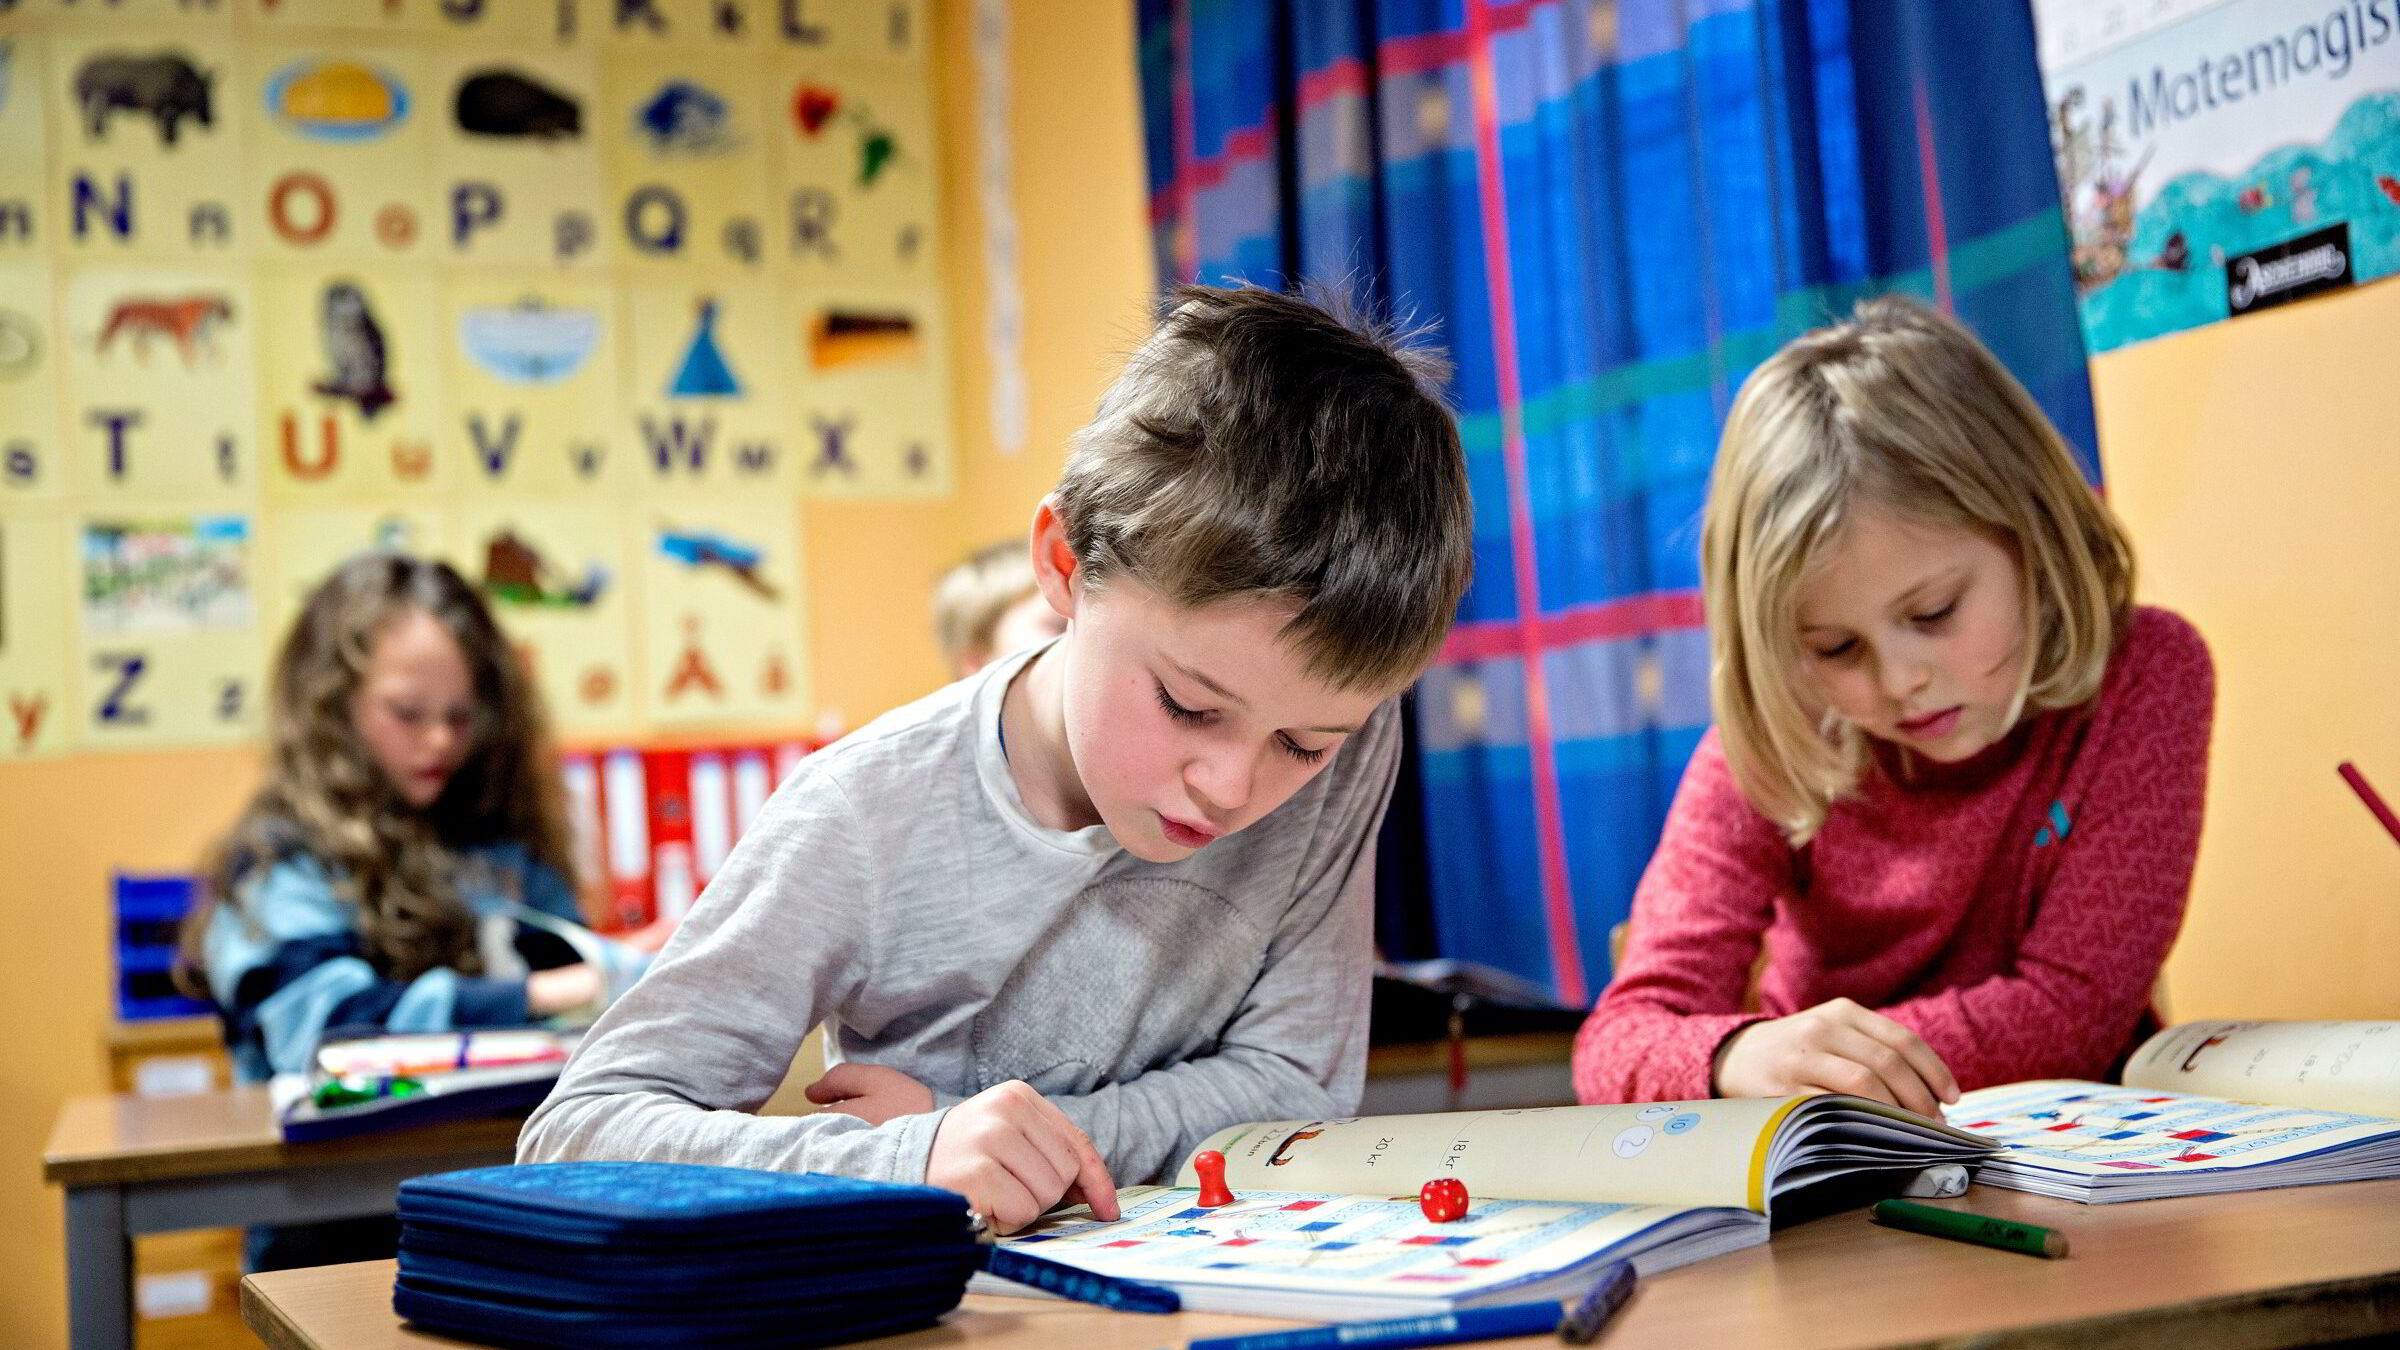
[
  {"left": 932, "top": 538, "right": 1066, "bottom": 677},
  {"left": 1702, "top": 295, "right": 2134, "bottom": 843},
  {"left": 271, "top": 553, "right": 559, "bottom": 829},
  {"left": 199, "top": 553, "right": 570, "bottom": 980},
  {"left": 1017, "top": 283, "right": 1473, "bottom": 862}
]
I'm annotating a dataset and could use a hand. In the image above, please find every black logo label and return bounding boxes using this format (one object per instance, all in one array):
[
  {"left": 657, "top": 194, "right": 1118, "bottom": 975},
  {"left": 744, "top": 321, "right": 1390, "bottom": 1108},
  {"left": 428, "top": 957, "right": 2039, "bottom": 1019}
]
[{"left": 2226, "top": 223, "right": 2352, "bottom": 316}]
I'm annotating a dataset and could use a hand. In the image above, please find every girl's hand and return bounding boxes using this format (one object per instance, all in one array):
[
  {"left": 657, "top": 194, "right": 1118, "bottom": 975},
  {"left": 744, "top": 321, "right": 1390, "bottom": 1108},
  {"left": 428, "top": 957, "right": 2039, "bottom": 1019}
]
[
  {"left": 621, "top": 915, "right": 680, "bottom": 953},
  {"left": 926, "top": 1080, "right": 1121, "bottom": 1233},
  {"left": 805, "top": 1062, "right": 936, "bottom": 1125},
  {"left": 525, "top": 963, "right": 603, "bottom": 1017},
  {"left": 1712, "top": 997, "right": 1960, "bottom": 1117}
]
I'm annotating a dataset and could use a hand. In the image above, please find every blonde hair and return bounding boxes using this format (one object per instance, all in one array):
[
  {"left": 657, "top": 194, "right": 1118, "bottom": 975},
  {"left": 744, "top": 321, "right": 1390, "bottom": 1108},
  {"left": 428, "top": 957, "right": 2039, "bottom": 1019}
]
[
  {"left": 178, "top": 554, "right": 574, "bottom": 992},
  {"left": 1702, "top": 295, "right": 2133, "bottom": 843},
  {"left": 932, "top": 538, "right": 1039, "bottom": 671}
]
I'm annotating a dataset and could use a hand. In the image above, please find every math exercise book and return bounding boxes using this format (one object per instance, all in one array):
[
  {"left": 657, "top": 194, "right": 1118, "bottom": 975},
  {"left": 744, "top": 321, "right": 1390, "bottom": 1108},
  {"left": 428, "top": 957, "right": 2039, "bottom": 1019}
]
[
  {"left": 978, "top": 1096, "right": 1995, "bottom": 1318},
  {"left": 1952, "top": 1019, "right": 2400, "bottom": 1202}
]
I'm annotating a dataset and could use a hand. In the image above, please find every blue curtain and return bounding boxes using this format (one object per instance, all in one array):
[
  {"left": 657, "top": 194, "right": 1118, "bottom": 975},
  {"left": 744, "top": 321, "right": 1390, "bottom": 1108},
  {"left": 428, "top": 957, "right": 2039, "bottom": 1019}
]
[{"left": 1137, "top": 0, "right": 2098, "bottom": 1005}]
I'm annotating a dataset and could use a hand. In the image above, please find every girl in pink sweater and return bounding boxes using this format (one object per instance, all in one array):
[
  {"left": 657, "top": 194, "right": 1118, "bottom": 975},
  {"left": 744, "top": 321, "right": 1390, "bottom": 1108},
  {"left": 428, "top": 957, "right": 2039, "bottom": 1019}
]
[{"left": 1574, "top": 297, "right": 2213, "bottom": 1115}]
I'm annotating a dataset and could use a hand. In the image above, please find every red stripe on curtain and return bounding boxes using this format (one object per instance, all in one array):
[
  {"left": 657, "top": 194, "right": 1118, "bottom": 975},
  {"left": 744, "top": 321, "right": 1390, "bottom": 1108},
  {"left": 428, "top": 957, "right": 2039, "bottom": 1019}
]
[{"left": 1464, "top": 0, "right": 1586, "bottom": 1006}]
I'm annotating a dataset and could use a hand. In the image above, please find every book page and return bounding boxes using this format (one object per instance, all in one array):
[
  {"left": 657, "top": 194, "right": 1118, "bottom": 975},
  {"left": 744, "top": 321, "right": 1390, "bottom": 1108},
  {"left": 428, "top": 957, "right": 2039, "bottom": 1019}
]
[
  {"left": 1949, "top": 1079, "right": 2400, "bottom": 1176},
  {"left": 999, "top": 1183, "right": 1747, "bottom": 1311},
  {"left": 2124, "top": 1021, "right": 2400, "bottom": 1117},
  {"left": 1178, "top": 1099, "right": 1802, "bottom": 1213}
]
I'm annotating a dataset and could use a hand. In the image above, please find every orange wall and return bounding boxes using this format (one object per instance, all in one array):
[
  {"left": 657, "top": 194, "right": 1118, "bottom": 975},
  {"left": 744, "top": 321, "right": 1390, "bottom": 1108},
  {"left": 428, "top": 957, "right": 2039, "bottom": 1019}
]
[
  {"left": 939, "top": 2, "right": 1157, "bottom": 552},
  {"left": 2, "top": 748, "right": 261, "bottom": 1347},
  {"left": 0, "top": 2, "right": 1153, "bottom": 1342},
  {"left": 2097, "top": 283, "right": 2400, "bottom": 1022}
]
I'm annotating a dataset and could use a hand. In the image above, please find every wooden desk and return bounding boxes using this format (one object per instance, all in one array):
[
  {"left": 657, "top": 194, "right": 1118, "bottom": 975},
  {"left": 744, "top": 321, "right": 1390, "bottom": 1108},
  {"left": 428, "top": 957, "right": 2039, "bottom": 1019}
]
[
  {"left": 241, "top": 1179, "right": 2400, "bottom": 1349},
  {"left": 104, "top": 1015, "right": 230, "bottom": 1095},
  {"left": 45, "top": 1087, "right": 525, "bottom": 1350}
]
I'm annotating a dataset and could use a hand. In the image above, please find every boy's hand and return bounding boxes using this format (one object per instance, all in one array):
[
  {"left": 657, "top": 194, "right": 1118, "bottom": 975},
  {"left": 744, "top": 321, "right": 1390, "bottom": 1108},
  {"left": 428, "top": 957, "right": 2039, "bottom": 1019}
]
[
  {"left": 806, "top": 1063, "right": 936, "bottom": 1126},
  {"left": 1712, "top": 997, "right": 1960, "bottom": 1118},
  {"left": 926, "top": 1080, "right": 1121, "bottom": 1233}
]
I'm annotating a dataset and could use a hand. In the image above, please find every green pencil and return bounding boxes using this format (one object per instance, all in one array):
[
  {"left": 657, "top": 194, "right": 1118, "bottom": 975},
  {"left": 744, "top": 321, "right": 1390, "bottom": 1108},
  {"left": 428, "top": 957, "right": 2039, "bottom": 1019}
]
[{"left": 1871, "top": 1198, "right": 2070, "bottom": 1259}]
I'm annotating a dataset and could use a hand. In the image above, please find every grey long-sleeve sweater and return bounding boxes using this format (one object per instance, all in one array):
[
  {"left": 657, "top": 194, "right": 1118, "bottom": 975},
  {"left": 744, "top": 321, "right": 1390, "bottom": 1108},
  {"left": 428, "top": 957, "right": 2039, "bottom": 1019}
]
[{"left": 518, "top": 642, "right": 1396, "bottom": 1187}]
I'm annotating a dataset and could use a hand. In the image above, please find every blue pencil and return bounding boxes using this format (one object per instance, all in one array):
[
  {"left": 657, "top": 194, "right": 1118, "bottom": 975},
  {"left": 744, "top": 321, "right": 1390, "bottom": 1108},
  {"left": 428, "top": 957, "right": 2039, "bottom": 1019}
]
[
  {"left": 1557, "top": 1261, "right": 1636, "bottom": 1344},
  {"left": 1184, "top": 1299, "right": 1564, "bottom": 1350},
  {"left": 978, "top": 1243, "right": 1181, "bottom": 1314}
]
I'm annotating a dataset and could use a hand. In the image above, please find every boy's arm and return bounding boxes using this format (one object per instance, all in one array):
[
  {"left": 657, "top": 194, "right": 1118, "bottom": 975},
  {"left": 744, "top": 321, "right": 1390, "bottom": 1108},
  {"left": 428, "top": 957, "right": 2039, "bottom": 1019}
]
[
  {"left": 515, "top": 771, "right": 946, "bottom": 1184},
  {"left": 1880, "top": 616, "right": 2214, "bottom": 1088},
  {"left": 1571, "top": 731, "right": 1790, "bottom": 1104},
  {"left": 1043, "top": 704, "right": 1396, "bottom": 1185}
]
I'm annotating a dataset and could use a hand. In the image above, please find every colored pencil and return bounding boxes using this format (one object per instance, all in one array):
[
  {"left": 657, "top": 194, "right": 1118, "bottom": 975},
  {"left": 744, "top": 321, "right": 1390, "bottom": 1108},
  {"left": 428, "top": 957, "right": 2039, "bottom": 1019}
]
[
  {"left": 1872, "top": 1198, "right": 2069, "bottom": 1259},
  {"left": 1185, "top": 1299, "right": 1568, "bottom": 1350},
  {"left": 2338, "top": 762, "right": 2400, "bottom": 851}
]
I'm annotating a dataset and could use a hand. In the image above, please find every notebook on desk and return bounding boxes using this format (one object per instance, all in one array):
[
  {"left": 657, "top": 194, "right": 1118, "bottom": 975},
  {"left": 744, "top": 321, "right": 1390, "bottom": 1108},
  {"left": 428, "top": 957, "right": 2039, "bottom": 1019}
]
[
  {"left": 1950, "top": 1019, "right": 2400, "bottom": 1202},
  {"left": 275, "top": 1029, "right": 576, "bottom": 1142}
]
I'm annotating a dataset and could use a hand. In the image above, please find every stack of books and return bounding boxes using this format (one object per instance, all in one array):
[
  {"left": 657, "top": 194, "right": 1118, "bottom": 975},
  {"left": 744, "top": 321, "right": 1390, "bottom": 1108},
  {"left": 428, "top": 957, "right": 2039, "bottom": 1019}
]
[{"left": 392, "top": 1161, "right": 980, "bottom": 1347}]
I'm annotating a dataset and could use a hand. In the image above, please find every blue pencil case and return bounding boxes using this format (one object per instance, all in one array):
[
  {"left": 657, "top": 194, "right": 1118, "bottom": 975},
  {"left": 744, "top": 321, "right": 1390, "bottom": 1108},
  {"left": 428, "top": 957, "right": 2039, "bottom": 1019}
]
[
  {"left": 397, "top": 1220, "right": 972, "bottom": 1283},
  {"left": 396, "top": 1161, "right": 970, "bottom": 1245},
  {"left": 395, "top": 1244, "right": 982, "bottom": 1310},
  {"left": 392, "top": 1277, "right": 962, "bottom": 1349},
  {"left": 390, "top": 1161, "right": 988, "bottom": 1348}
]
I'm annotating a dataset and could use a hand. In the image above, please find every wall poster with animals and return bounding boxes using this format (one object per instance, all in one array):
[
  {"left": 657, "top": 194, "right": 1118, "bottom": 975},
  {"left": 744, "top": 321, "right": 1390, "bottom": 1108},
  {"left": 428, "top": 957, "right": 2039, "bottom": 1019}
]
[
  {"left": 2030, "top": 0, "right": 2400, "bottom": 353},
  {"left": 0, "top": 0, "right": 949, "bottom": 759}
]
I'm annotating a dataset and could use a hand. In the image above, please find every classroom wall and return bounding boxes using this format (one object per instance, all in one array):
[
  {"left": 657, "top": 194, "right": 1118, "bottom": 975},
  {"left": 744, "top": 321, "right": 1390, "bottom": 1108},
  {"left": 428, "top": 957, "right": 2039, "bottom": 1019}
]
[
  {"left": 32, "top": 6, "right": 2391, "bottom": 1337},
  {"left": 2096, "top": 282, "right": 2400, "bottom": 1022},
  {"left": 935, "top": 3, "right": 1157, "bottom": 559},
  {"left": 0, "top": 2, "right": 1152, "bottom": 1343}
]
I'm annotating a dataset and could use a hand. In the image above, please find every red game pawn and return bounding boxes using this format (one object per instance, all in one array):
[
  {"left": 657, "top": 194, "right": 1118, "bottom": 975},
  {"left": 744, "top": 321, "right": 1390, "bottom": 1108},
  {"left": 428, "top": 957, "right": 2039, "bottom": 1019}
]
[
  {"left": 1193, "top": 1149, "right": 1235, "bottom": 1206},
  {"left": 1420, "top": 1177, "right": 1469, "bottom": 1222}
]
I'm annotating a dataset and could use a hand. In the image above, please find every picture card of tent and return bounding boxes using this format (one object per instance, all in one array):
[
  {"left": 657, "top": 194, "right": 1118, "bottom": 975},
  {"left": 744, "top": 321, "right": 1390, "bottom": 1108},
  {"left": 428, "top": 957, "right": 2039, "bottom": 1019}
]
[
  {"left": 975, "top": 1096, "right": 1995, "bottom": 1319},
  {"left": 1950, "top": 1020, "right": 2400, "bottom": 1203}
]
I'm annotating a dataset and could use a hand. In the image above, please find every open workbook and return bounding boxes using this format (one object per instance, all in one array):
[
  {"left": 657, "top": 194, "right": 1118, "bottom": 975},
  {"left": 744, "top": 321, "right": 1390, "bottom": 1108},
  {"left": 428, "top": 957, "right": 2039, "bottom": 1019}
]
[
  {"left": 975, "top": 1095, "right": 1994, "bottom": 1318},
  {"left": 1950, "top": 1019, "right": 2400, "bottom": 1203}
]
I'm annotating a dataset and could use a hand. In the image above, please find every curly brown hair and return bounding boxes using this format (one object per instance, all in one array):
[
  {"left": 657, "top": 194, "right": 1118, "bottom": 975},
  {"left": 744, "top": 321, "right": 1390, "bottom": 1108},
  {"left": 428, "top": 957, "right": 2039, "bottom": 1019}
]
[{"left": 178, "top": 554, "right": 575, "bottom": 992}]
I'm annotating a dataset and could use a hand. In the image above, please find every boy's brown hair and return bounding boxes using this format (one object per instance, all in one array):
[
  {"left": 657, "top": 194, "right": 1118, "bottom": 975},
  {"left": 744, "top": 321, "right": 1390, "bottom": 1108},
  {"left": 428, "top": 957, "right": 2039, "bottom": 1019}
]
[{"left": 1053, "top": 283, "right": 1474, "bottom": 693}]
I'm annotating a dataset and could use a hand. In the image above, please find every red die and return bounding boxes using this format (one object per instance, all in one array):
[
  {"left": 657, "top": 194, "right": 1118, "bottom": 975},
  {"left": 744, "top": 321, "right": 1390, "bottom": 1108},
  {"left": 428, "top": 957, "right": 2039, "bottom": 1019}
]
[{"left": 1419, "top": 1177, "right": 1469, "bottom": 1223}]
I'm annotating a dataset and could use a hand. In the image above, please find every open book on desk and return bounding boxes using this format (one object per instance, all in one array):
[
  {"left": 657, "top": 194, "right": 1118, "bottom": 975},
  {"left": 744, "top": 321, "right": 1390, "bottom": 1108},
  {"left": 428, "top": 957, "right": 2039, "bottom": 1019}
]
[
  {"left": 975, "top": 1095, "right": 1995, "bottom": 1319},
  {"left": 1951, "top": 1019, "right": 2400, "bottom": 1203}
]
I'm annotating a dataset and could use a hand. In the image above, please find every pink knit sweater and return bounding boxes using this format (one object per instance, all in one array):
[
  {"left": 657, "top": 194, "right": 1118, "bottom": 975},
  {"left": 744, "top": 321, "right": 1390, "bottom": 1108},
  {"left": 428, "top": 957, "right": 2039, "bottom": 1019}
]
[{"left": 1573, "top": 606, "right": 2215, "bottom": 1104}]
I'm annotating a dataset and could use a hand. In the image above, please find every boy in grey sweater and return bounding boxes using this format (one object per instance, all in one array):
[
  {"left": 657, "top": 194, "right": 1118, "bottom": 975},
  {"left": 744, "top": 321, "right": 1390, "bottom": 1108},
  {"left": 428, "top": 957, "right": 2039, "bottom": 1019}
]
[{"left": 518, "top": 285, "right": 1474, "bottom": 1231}]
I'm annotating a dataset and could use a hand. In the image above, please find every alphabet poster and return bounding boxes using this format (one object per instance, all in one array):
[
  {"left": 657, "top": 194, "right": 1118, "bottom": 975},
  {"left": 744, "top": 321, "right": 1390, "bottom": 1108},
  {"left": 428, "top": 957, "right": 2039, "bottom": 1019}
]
[{"left": 0, "top": 0, "right": 948, "bottom": 756}]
